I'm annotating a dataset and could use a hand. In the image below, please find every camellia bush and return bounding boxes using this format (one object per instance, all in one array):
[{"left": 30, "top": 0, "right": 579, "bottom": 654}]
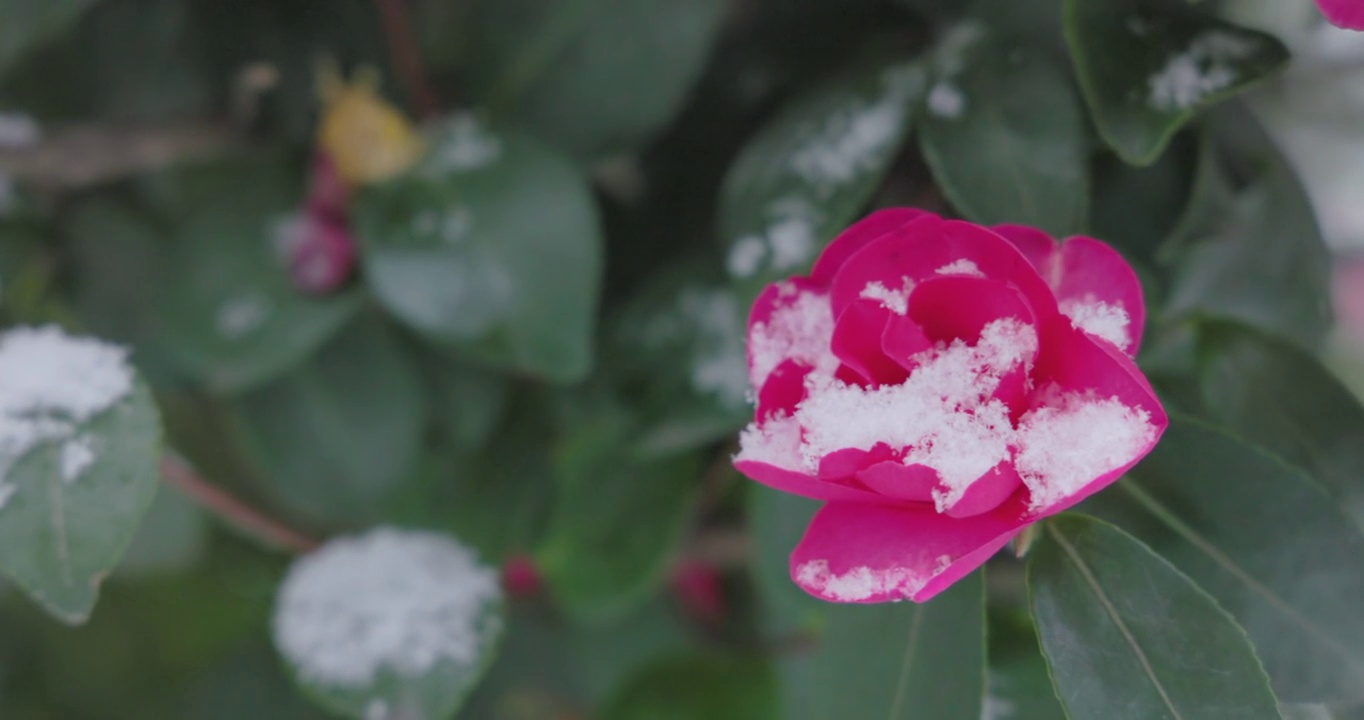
[{"left": 2, "top": 0, "right": 1364, "bottom": 717}]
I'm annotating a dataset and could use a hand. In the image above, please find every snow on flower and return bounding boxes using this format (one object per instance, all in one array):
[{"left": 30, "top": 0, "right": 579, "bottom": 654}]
[
  {"left": 272, "top": 527, "right": 502, "bottom": 688},
  {"left": 732, "top": 209, "right": 1166, "bottom": 603}
]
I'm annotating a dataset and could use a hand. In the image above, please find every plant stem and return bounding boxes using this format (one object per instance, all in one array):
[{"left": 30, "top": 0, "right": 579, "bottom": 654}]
[
  {"left": 375, "top": 0, "right": 440, "bottom": 118},
  {"left": 159, "top": 454, "right": 319, "bottom": 554}
]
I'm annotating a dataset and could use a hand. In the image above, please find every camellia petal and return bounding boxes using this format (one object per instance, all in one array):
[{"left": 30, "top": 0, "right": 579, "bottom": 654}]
[
  {"left": 830, "top": 300, "right": 908, "bottom": 385},
  {"left": 1317, "top": 0, "right": 1364, "bottom": 29},
  {"left": 810, "top": 208, "right": 931, "bottom": 285}
]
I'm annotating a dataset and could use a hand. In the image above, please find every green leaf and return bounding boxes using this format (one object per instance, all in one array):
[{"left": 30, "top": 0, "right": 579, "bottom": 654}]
[
  {"left": 748, "top": 483, "right": 824, "bottom": 633},
  {"left": 719, "top": 59, "right": 924, "bottom": 294},
  {"left": 1063, "top": 0, "right": 1289, "bottom": 165},
  {"left": 1164, "top": 107, "right": 1332, "bottom": 348},
  {"left": 0, "top": 0, "right": 104, "bottom": 77},
  {"left": 468, "top": 0, "right": 727, "bottom": 159},
  {"left": 419, "top": 353, "right": 508, "bottom": 451},
  {"left": 1090, "top": 131, "right": 1195, "bottom": 263},
  {"left": 919, "top": 35, "right": 1089, "bottom": 236},
  {"left": 0, "top": 377, "right": 161, "bottom": 624},
  {"left": 988, "top": 631, "right": 1067, "bottom": 720},
  {"left": 230, "top": 317, "right": 426, "bottom": 525},
  {"left": 601, "top": 653, "right": 778, "bottom": 720},
  {"left": 113, "top": 484, "right": 207, "bottom": 577},
  {"left": 1028, "top": 514, "right": 1282, "bottom": 719},
  {"left": 1083, "top": 417, "right": 1364, "bottom": 703},
  {"left": 355, "top": 115, "right": 604, "bottom": 384},
  {"left": 152, "top": 154, "right": 364, "bottom": 394},
  {"left": 1198, "top": 321, "right": 1364, "bottom": 525},
  {"left": 801, "top": 570, "right": 985, "bottom": 719},
  {"left": 536, "top": 420, "right": 704, "bottom": 622}
]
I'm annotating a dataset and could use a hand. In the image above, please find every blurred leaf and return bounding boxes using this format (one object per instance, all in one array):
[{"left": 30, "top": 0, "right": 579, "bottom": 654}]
[
  {"left": 748, "top": 484, "right": 824, "bottom": 633},
  {"left": 114, "top": 484, "right": 207, "bottom": 577},
  {"left": 987, "top": 625, "right": 1066, "bottom": 720},
  {"left": 231, "top": 317, "right": 426, "bottom": 525},
  {"left": 153, "top": 154, "right": 364, "bottom": 394},
  {"left": 798, "top": 571, "right": 984, "bottom": 719},
  {"left": 1161, "top": 126, "right": 1236, "bottom": 258},
  {"left": 1029, "top": 515, "right": 1282, "bottom": 719},
  {"left": 1063, "top": 0, "right": 1288, "bottom": 165},
  {"left": 0, "top": 378, "right": 161, "bottom": 624},
  {"left": 177, "top": 646, "right": 332, "bottom": 720},
  {"left": 0, "top": 0, "right": 104, "bottom": 78},
  {"left": 64, "top": 197, "right": 165, "bottom": 346},
  {"left": 1083, "top": 417, "right": 1364, "bottom": 704},
  {"left": 718, "top": 59, "right": 924, "bottom": 295},
  {"left": 468, "top": 0, "right": 728, "bottom": 159},
  {"left": 420, "top": 353, "right": 509, "bottom": 451},
  {"left": 601, "top": 653, "right": 777, "bottom": 720},
  {"left": 1164, "top": 107, "right": 1332, "bottom": 348},
  {"left": 1198, "top": 321, "right": 1364, "bottom": 526},
  {"left": 84, "top": 0, "right": 209, "bottom": 121},
  {"left": 536, "top": 420, "right": 703, "bottom": 622},
  {"left": 1090, "top": 131, "right": 1194, "bottom": 262},
  {"left": 919, "top": 35, "right": 1088, "bottom": 236},
  {"left": 355, "top": 115, "right": 604, "bottom": 384}
]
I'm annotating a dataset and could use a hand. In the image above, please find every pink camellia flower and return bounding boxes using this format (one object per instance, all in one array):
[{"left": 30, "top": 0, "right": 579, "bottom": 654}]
[
  {"left": 1318, "top": 0, "right": 1364, "bottom": 30},
  {"left": 733, "top": 209, "right": 1167, "bottom": 603},
  {"left": 274, "top": 211, "right": 357, "bottom": 294}
]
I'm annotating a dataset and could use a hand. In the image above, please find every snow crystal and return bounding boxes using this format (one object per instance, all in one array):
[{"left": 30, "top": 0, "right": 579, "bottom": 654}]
[
  {"left": 0, "top": 326, "right": 133, "bottom": 501},
  {"left": 1014, "top": 390, "right": 1156, "bottom": 511},
  {"left": 0, "top": 113, "right": 40, "bottom": 149},
  {"left": 726, "top": 236, "right": 766, "bottom": 279},
  {"left": 59, "top": 434, "right": 96, "bottom": 483},
  {"left": 788, "top": 66, "right": 919, "bottom": 194},
  {"left": 427, "top": 115, "right": 501, "bottom": 174},
  {"left": 936, "top": 258, "right": 984, "bottom": 277},
  {"left": 216, "top": 293, "right": 272, "bottom": 340},
  {"left": 859, "top": 278, "right": 913, "bottom": 315},
  {"left": 927, "top": 81, "right": 966, "bottom": 119},
  {"left": 767, "top": 216, "right": 816, "bottom": 270},
  {"left": 735, "top": 413, "right": 804, "bottom": 471},
  {"left": 272, "top": 527, "right": 502, "bottom": 689},
  {"left": 746, "top": 288, "right": 837, "bottom": 389},
  {"left": 1149, "top": 31, "right": 1258, "bottom": 112},
  {"left": 1061, "top": 298, "right": 1131, "bottom": 350},
  {"left": 795, "top": 319, "right": 1038, "bottom": 511},
  {"left": 794, "top": 556, "right": 951, "bottom": 602}
]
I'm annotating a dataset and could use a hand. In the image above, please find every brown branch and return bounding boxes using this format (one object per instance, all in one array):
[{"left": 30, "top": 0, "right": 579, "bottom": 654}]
[
  {"left": 159, "top": 454, "right": 319, "bottom": 554},
  {"left": 375, "top": 0, "right": 440, "bottom": 119}
]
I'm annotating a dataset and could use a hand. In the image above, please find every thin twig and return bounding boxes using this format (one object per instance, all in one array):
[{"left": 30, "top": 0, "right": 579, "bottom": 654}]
[
  {"left": 375, "top": 0, "right": 440, "bottom": 118},
  {"left": 159, "top": 454, "right": 319, "bottom": 554}
]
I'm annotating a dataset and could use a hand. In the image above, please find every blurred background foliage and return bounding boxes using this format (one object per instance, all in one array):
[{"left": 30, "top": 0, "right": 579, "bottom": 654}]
[{"left": 1, "top": 0, "right": 1364, "bottom": 717}]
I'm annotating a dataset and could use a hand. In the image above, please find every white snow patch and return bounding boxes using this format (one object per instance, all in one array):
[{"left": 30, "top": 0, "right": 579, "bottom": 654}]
[
  {"left": 795, "top": 318, "right": 1038, "bottom": 512},
  {"left": 427, "top": 114, "right": 501, "bottom": 174},
  {"left": 1015, "top": 390, "right": 1156, "bottom": 511},
  {"left": 1061, "top": 298, "right": 1131, "bottom": 350},
  {"left": 726, "top": 199, "right": 820, "bottom": 279},
  {"left": 735, "top": 412, "right": 805, "bottom": 471},
  {"left": 1149, "top": 31, "right": 1259, "bottom": 111},
  {"left": 794, "top": 555, "right": 952, "bottom": 602},
  {"left": 859, "top": 278, "right": 913, "bottom": 315},
  {"left": 726, "top": 236, "right": 766, "bottom": 278},
  {"left": 0, "top": 113, "right": 40, "bottom": 149},
  {"left": 746, "top": 288, "right": 837, "bottom": 389},
  {"left": 927, "top": 81, "right": 966, "bottom": 119},
  {"left": 0, "top": 326, "right": 133, "bottom": 502},
  {"left": 681, "top": 290, "right": 749, "bottom": 407},
  {"left": 216, "top": 293, "right": 273, "bottom": 340},
  {"left": 936, "top": 258, "right": 984, "bottom": 277},
  {"left": 272, "top": 527, "right": 502, "bottom": 688}
]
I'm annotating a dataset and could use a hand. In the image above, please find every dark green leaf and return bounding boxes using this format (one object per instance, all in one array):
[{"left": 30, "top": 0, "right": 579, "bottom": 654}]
[
  {"left": 114, "top": 484, "right": 207, "bottom": 578},
  {"left": 801, "top": 570, "right": 984, "bottom": 719},
  {"left": 602, "top": 653, "right": 778, "bottom": 720},
  {"left": 988, "top": 627, "right": 1067, "bottom": 720},
  {"left": 153, "top": 154, "right": 364, "bottom": 394},
  {"left": 1063, "top": 0, "right": 1288, "bottom": 164},
  {"left": 230, "top": 317, "right": 426, "bottom": 525},
  {"left": 919, "top": 35, "right": 1088, "bottom": 236},
  {"left": 0, "top": 376, "right": 161, "bottom": 624},
  {"left": 1083, "top": 418, "right": 1364, "bottom": 703},
  {"left": 0, "top": 0, "right": 104, "bottom": 77},
  {"left": 355, "top": 115, "right": 603, "bottom": 384},
  {"left": 1090, "top": 131, "right": 1195, "bottom": 262},
  {"left": 719, "top": 59, "right": 924, "bottom": 294},
  {"left": 468, "top": 0, "right": 728, "bottom": 159},
  {"left": 1164, "top": 107, "right": 1332, "bottom": 347},
  {"left": 1029, "top": 514, "right": 1282, "bottom": 719}
]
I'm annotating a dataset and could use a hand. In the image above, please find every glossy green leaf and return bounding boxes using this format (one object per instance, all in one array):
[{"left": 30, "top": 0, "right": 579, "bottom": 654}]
[
  {"left": 1029, "top": 514, "right": 1282, "bottom": 719},
  {"left": 919, "top": 36, "right": 1088, "bottom": 236},
  {"left": 1083, "top": 418, "right": 1364, "bottom": 703},
  {"left": 987, "top": 635, "right": 1067, "bottom": 720},
  {"left": 231, "top": 318, "right": 426, "bottom": 525},
  {"left": 0, "top": 377, "right": 161, "bottom": 624},
  {"left": 1164, "top": 107, "right": 1332, "bottom": 348},
  {"left": 801, "top": 570, "right": 984, "bottom": 719},
  {"left": 355, "top": 115, "right": 603, "bottom": 384},
  {"left": 602, "top": 653, "right": 778, "bottom": 720},
  {"left": 0, "top": 0, "right": 104, "bottom": 77},
  {"left": 153, "top": 154, "right": 364, "bottom": 394},
  {"left": 718, "top": 59, "right": 924, "bottom": 294},
  {"left": 468, "top": 0, "right": 728, "bottom": 159},
  {"left": 536, "top": 420, "right": 704, "bottom": 622},
  {"left": 1063, "top": 0, "right": 1288, "bottom": 165}
]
